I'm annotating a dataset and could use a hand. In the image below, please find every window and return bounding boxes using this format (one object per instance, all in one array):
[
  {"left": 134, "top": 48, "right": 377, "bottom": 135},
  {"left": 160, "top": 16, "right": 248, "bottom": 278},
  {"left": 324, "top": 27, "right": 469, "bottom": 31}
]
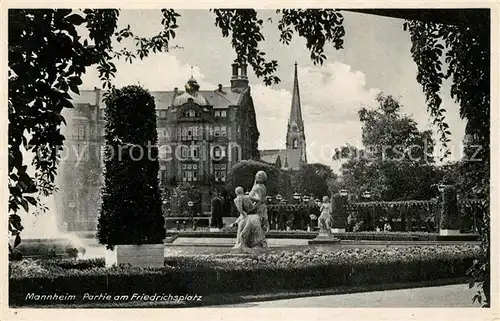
[
  {"left": 214, "top": 163, "right": 227, "bottom": 182},
  {"left": 72, "top": 124, "right": 86, "bottom": 140},
  {"left": 158, "top": 128, "right": 169, "bottom": 138},
  {"left": 190, "top": 145, "right": 199, "bottom": 158},
  {"left": 157, "top": 110, "right": 167, "bottom": 119},
  {"left": 213, "top": 146, "right": 226, "bottom": 159},
  {"left": 213, "top": 125, "right": 227, "bottom": 137},
  {"left": 214, "top": 110, "right": 227, "bottom": 118},
  {"left": 181, "top": 126, "right": 200, "bottom": 140},
  {"left": 159, "top": 146, "right": 168, "bottom": 159},
  {"left": 293, "top": 139, "right": 298, "bottom": 148},
  {"left": 183, "top": 109, "right": 198, "bottom": 118},
  {"left": 182, "top": 163, "right": 198, "bottom": 182},
  {"left": 180, "top": 146, "right": 188, "bottom": 158}
]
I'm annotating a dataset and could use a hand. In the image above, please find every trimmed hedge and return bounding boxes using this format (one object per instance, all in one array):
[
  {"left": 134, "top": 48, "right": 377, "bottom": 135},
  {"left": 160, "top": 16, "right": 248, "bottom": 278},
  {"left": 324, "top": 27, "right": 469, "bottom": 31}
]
[
  {"left": 98, "top": 85, "right": 165, "bottom": 250},
  {"left": 164, "top": 230, "right": 479, "bottom": 241},
  {"left": 226, "top": 160, "right": 290, "bottom": 198},
  {"left": 331, "top": 193, "right": 347, "bottom": 228},
  {"left": 441, "top": 185, "right": 460, "bottom": 230},
  {"left": 9, "top": 245, "right": 479, "bottom": 306}
]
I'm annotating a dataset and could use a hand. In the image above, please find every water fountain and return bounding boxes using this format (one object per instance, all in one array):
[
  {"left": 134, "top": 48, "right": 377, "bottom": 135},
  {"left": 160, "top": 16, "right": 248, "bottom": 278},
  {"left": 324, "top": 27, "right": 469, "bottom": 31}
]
[
  {"left": 11, "top": 130, "right": 91, "bottom": 260},
  {"left": 15, "top": 194, "right": 89, "bottom": 259}
]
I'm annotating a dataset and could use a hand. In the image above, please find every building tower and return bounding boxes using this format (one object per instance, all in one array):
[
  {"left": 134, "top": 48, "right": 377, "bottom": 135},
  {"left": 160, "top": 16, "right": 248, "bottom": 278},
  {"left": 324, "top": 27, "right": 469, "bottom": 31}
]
[{"left": 285, "top": 62, "right": 307, "bottom": 170}]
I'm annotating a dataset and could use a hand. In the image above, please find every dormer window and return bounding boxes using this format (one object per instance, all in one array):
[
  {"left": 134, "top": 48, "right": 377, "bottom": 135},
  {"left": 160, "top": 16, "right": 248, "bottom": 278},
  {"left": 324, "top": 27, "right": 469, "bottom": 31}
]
[
  {"left": 214, "top": 110, "right": 227, "bottom": 118},
  {"left": 183, "top": 109, "right": 199, "bottom": 118}
]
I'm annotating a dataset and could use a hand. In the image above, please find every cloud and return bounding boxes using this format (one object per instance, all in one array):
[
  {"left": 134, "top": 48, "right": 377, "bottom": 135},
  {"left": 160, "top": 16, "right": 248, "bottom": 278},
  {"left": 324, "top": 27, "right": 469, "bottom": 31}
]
[
  {"left": 253, "top": 62, "right": 380, "bottom": 171},
  {"left": 81, "top": 53, "right": 216, "bottom": 91},
  {"left": 81, "top": 55, "right": 463, "bottom": 171}
]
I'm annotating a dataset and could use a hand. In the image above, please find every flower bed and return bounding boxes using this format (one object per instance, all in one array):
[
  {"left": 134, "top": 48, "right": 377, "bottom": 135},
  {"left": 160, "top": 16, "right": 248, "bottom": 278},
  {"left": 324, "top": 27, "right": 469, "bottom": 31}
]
[{"left": 9, "top": 245, "right": 480, "bottom": 306}]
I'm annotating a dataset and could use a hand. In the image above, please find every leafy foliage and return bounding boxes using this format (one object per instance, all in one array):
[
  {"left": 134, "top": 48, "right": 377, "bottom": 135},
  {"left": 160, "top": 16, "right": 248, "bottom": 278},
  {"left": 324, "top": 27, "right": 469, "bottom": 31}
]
[
  {"left": 8, "top": 8, "right": 178, "bottom": 220},
  {"left": 440, "top": 185, "right": 459, "bottom": 230},
  {"left": 97, "top": 85, "right": 165, "bottom": 249},
  {"left": 291, "top": 163, "right": 334, "bottom": 198},
  {"left": 211, "top": 9, "right": 346, "bottom": 85},
  {"left": 332, "top": 93, "right": 443, "bottom": 201},
  {"left": 404, "top": 20, "right": 489, "bottom": 162},
  {"left": 8, "top": 8, "right": 348, "bottom": 220},
  {"left": 226, "top": 159, "right": 289, "bottom": 197},
  {"left": 404, "top": 16, "right": 490, "bottom": 308},
  {"left": 172, "top": 183, "right": 203, "bottom": 215},
  {"left": 276, "top": 9, "right": 345, "bottom": 65},
  {"left": 331, "top": 193, "right": 348, "bottom": 228}
]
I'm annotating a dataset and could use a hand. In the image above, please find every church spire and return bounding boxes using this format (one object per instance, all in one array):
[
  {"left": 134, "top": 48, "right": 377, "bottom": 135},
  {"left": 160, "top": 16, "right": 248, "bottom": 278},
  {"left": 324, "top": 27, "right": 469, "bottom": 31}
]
[
  {"left": 285, "top": 62, "right": 307, "bottom": 170},
  {"left": 289, "top": 61, "right": 303, "bottom": 127}
]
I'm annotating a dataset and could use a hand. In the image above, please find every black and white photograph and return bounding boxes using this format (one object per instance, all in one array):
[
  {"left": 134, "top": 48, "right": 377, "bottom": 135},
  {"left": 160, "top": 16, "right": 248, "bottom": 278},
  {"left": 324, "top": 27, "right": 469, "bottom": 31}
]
[{"left": 3, "top": 3, "right": 497, "bottom": 318}]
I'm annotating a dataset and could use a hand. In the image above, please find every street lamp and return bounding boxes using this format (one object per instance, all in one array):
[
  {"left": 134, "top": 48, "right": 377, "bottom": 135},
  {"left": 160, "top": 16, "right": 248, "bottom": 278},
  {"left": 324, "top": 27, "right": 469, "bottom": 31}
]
[
  {"left": 339, "top": 189, "right": 348, "bottom": 197},
  {"left": 362, "top": 190, "right": 372, "bottom": 199},
  {"left": 187, "top": 201, "right": 194, "bottom": 228},
  {"left": 302, "top": 195, "right": 310, "bottom": 203},
  {"left": 314, "top": 198, "right": 321, "bottom": 207},
  {"left": 276, "top": 194, "right": 283, "bottom": 202},
  {"left": 293, "top": 192, "right": 301, "bottom": 205},
  {"left": 438, "top": 184, "right": 445, "bottom": 193},
  {"left": 266, "top": 195, "right": 272, "bottom": 203}
]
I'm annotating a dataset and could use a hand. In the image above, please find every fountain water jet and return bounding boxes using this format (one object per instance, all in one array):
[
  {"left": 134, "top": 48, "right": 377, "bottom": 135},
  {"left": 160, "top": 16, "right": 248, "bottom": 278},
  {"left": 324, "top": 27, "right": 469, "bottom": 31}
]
[{"left": 18, "top": 194, "right": 89, "bottom": 259}]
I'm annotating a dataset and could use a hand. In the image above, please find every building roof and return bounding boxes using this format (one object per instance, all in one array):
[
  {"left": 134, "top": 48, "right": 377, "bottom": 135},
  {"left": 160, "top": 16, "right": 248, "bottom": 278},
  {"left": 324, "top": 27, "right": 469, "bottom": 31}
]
[
  {"left": 71, "top": 86, "right": 247, "bottom": 110},
  {"left": 173, "top": 91, "right": 209, "bottom": 106},
  {"left": 289, "top": 62, "right": 304, "bottom": 128},
  {"left": 260, "top": 149, "right": 287, "bottom": 168}
]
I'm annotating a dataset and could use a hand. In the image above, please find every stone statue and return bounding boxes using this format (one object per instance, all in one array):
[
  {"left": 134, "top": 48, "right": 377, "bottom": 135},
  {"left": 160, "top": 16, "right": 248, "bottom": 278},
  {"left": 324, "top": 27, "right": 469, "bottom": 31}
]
[
  {"left": 318, "top": 196, "right": 333, "bottom": 236},
  {"left": 232, "top": 170, "right": 269, "bottom": 252}
]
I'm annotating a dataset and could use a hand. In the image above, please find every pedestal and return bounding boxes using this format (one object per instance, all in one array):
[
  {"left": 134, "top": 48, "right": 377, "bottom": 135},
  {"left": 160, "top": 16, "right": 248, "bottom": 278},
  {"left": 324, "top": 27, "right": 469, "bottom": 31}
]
[
  {"left": 209, "top": 228, "right": 221, "bottom": 232},
  {"left": 439, "top": 229, "right": 460, "bottom": 236},
  {"left": 331, "top": 228, "right": 346, "bottom": 233},
  {"left": 105, "top": 244, "right": 164, "bottom": 268},
  {"left": 308, "top": 230, "right": 341, "bottom": 245}
]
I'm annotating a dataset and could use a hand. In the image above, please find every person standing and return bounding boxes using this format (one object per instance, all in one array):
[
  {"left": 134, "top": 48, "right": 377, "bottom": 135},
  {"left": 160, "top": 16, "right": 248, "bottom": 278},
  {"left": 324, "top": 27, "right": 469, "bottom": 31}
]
[{"left": 210, "top": 190, "right": 223, "bottom": 229}]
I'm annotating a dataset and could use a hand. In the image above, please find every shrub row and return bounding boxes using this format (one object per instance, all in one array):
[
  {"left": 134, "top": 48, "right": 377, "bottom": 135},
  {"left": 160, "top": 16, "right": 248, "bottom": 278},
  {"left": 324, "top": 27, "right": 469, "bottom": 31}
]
[
  {"left": 9, "top": 245, "right": 479, "bottom": 306},
  {"left": 164, "top": 230, "right": 478, "bottom": 241}
]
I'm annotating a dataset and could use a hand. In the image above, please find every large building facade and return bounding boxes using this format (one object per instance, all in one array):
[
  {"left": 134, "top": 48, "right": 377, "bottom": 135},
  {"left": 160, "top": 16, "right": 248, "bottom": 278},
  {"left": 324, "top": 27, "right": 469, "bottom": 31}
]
[
  {"left": 56, "top": 63, "right": 259, "bottom": 231},
  {"left": 260, "top": 62, "right": 307, "bottom": 170}
]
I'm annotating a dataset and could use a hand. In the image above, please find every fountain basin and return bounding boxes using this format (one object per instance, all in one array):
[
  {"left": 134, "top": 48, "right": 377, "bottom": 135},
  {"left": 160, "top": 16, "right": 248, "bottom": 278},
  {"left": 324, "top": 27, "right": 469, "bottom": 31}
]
[{"left": 15, "top": 238, "right": 86, "bottom": 259}]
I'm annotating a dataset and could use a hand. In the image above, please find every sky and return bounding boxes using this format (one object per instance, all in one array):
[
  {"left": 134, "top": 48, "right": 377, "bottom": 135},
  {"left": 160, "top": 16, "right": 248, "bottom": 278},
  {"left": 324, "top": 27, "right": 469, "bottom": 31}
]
[{"left": 79, "top": 9, "right": 466, "bottom": 172}]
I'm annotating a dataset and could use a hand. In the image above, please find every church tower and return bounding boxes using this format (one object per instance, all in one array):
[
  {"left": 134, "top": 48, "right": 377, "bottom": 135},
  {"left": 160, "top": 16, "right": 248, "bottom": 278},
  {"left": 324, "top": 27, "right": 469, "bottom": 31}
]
[{"left": 285, "top": 62, "right": 307, "bottom": 170}]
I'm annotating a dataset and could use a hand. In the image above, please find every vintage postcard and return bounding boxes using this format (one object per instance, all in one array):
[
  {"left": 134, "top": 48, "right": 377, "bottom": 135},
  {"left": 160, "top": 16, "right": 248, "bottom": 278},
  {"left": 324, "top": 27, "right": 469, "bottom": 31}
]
[{"left": 2, "top": 1, "right": 498, "bottom": 321}]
